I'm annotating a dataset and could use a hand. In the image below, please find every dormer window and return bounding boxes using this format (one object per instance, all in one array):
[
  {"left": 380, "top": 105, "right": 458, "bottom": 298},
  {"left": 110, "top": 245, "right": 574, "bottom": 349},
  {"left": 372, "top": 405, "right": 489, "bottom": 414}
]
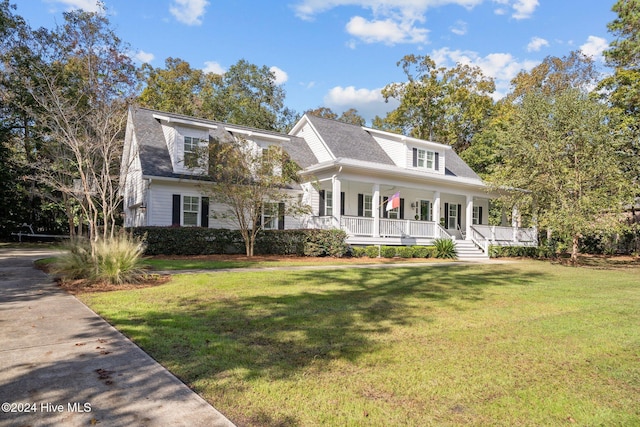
[
  {"left": 184, "top": 136, "right": 201, "bottom": 168},
  {"left": 412, "top": 147, "right": 439, "bottom": 171}
]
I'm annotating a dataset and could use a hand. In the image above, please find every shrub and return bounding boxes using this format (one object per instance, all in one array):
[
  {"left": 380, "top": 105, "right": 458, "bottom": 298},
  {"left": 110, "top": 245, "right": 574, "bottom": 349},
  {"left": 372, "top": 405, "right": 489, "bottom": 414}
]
[
  {"left": 489, "top": 245, "right": 545, "bottom": 258},
  {"left": 396, "top": 246, "right": 414, "bottom": 258},
  {"left": 351, "top": 247, "right": 367, "bottom": 258},
  {"left": 54, "top": 234, "right": 146, "bottom": 285},
  {"left": 129, "top": 227, "right": 348, "bottom": 257},
  {"left": 92, "top": 234, "right": 146, "bottom": 284},
  {"left": 433, "top": 238, "right": 457, "bottom": 259},
  {"left": 410, "top": 245, "right": 433, "bottom": 258},
  {"left": 380, "top": 246, "right": 397, "bottom": 258},
  {"left": 302, "top": 229, "right": 348, "bottom": 257},
  {"left": 365, "top": 246, "right": 380, "bottom": 258},
  {"left": 53, "top": 239, "right": 94, "bottom": 280}
]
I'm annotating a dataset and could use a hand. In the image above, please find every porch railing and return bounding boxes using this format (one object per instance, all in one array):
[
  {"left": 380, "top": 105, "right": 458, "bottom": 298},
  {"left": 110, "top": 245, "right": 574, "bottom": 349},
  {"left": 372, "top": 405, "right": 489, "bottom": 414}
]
[
  {"left": 471, "top": 225, "right": 538, "bottom": 247},
  {"left": 340, "top": 216, "right": 373, "bottom": 236}
]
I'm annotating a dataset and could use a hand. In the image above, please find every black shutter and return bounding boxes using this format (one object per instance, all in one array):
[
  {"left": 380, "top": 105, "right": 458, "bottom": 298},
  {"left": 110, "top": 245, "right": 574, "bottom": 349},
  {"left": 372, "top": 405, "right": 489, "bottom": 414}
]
[
  {"left": 382, "top": 197, "right": 389, "bottom": 218},
  {"left": 457, "top": 204, "right": 462, "bottom": 228},
  {"left": 399, "top": 198, "right": 405, "bottom": 219},
  {"left": 435, "top": 152, "right": 439, "bottom": 171},
  {"left": 444, "top": 202, "right": 449, "bottom": 229},
  {"left": 172, "top": 194, "right": 181, "bottom": 226},
  {"left": 340, "top": 192, "right": 345, "bottom": 216},
  {"left": 478, "top": 206, "right": 483, "bottom": 225},
  {"left": 201, "top": 197, "right": 209, "bottom": 228},
  {"left": 278, "top": 203, "right": 285, "bottom": 230},
  {"left": 319, "top": 190, "right": 325, "bottom": 216},
  {"left": 412, "top": 148, "right": 418, "bottom": 167},
  {"left": 358, "top": 194, "right": 364, "bottom": 217}
]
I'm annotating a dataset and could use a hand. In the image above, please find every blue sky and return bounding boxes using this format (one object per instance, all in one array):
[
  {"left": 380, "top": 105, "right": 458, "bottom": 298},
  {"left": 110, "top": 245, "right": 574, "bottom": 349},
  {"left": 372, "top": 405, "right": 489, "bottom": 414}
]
[{"left": 15, "top": 0, "right": 616, "bottom": 123}]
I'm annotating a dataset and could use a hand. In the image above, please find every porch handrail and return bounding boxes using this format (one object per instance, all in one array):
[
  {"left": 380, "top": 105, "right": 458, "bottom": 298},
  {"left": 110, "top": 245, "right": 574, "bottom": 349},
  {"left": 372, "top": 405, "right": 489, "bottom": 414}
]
[
  {"left": 469, "top": 226, "right": 489, "bottom": 253},
  {"left": 436, "top": 224, "right": 452, "bottom": 239}
]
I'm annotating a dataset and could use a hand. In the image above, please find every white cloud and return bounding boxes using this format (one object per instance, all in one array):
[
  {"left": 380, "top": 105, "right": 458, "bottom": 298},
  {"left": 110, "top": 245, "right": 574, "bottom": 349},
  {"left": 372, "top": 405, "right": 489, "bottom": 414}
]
[
  {"left": 511, "top": 0, "right": 538, "bottom": 19},
  {"left": 450, "top": 20, "right": 467, "bottom": 36},
  {"left": 203, "top": 61, "right": 225, "bottom": 74},
  {"left": 293, "top": 0, "right": 486, "bottom": 45},
  {"left": 580, "top": 35, "right": 608, "bottom": 62},
  {"left": 346, "top": 16, "right": 428, "bottom": 45},
  {"left": 270, "top": 66, "right": 289, "bottom": 85},
  {"left": 491, "top": 0, "right": 537, "bottom": 19},
  {"left": 431, "top": 47, "right": 538, "bottom": 98},
  {"left": 169, "top": 0, "right": 209, "bottom": 26},
  {"left": 324, "top": 85, "right": 398, "bottom": 122},
  {"left": 133, "top": 50, "right": 155, "bottom": 64},
  {"left": 527, "top": 36, "right": 549, "bottom": 52},
  {"left": 46, "top": 0, "right": 103, "bottom": 12}
]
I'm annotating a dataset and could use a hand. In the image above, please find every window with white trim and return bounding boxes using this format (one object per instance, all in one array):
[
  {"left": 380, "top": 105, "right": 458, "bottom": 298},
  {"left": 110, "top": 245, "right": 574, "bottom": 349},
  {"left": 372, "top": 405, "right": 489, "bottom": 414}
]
[
  {"left": 473, "top": 206, "right": 481, "bottom": 225},
  {"left": 363, "top": 195, "right": 373, "bottom": 218},
  {"left": 183, "top": 196, "right": 199, "bottom": 226},
  {"left": 416, "top": 148, "right": 435, "bottom": 169},
  {"left": 262, "top": 202, "right": 279, "bottom": 230},
  {"left": 325, "top": 190, "right": 333, "bottom": 216},
  {"left": 183, "top": 136, "right": 202, "bottom": 168}
]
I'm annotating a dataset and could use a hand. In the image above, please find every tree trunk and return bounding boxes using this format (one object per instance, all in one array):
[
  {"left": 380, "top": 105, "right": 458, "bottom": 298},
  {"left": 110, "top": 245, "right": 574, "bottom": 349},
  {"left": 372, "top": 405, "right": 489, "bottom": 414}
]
[{"left": 571, "top": 234, "right": 579, "bottom": 264}]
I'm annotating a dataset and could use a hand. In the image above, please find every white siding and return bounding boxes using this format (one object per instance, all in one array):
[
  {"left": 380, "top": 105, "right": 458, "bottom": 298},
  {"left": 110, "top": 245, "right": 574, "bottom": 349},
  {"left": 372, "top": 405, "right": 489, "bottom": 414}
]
[
  {"left": 296, "top": 122, "right": 333, "bottom": 163},
  {"left": 161, "top": 123, "right": 177, "bottom": 170},
  {"left": 371, "top": 135, "right": 406, "bottom": 167}
]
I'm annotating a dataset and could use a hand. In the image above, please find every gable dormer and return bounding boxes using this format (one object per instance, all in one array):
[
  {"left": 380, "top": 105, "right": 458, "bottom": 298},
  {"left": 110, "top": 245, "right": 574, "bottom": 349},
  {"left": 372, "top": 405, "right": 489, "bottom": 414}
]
[
  {"left": 152, "top": 113, "right": 217, "bottom": 175},
  {"left": 366, "top": 128, "right": 446, "bottom": 174}
]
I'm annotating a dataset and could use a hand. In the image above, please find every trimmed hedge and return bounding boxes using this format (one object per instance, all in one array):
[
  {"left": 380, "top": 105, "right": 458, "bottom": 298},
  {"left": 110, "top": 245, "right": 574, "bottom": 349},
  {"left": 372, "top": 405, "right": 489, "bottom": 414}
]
[
  {"left": 352, "top": 245, "right": 436, "bottom": 259},
  {"left": 128, "top": 227, "right": 348, "bottom": 257},
  {"left": 489, "top": 245, "right": 549, "bottom": 258}
]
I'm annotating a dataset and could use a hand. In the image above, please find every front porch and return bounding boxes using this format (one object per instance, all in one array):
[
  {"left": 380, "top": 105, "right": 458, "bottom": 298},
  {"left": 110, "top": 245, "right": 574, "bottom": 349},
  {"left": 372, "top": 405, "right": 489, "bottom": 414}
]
[{"left": 309, "top": 215, "right": 538, "bottom": 249}]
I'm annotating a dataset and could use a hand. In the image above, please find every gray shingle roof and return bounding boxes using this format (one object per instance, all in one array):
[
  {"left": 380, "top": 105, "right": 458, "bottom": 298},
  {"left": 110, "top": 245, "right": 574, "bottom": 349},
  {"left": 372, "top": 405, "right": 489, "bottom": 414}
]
[
  {"left": 305, "top": 115, "right": 395, "bottom": 165},
  {"left": 444, "top": 150, "right": 481, "bottom": 180},
  {"left": 129, "top": 107, "right": 317, "bottom": 177}
]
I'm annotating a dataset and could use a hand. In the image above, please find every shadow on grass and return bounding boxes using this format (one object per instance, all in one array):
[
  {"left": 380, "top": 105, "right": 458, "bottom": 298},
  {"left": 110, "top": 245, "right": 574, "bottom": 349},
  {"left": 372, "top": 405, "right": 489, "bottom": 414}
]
[{"left": 93, "top": 264, "right": 546, "bottom": 426}]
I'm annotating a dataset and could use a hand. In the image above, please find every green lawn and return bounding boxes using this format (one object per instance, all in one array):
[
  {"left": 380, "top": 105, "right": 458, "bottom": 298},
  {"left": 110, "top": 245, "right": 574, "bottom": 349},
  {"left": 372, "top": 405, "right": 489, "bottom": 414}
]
[{"left": 80, "top": 261, "right": 640, "bottom": 426}]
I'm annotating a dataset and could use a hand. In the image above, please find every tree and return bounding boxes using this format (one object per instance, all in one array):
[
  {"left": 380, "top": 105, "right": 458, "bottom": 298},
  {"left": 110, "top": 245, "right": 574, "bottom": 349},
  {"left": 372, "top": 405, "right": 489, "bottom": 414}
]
[
  {"left": 376, "top": 54, "right": 495, "bottom": 151},
  {"left": 0, "top": 0, "right": 69, "bottom": 236},
  {"left": 601, "top": 0, "right": 640, "bottom": 184},
  {"left": 491, "top": 89, "right": 633, "bottom": 262},
  {"left": 305, "top": 106, "right": 366, "bottom": 125},
  {"left": 138, "top": 57, "right": 213, "bottom": 118},
  {"left": 202, "top": 135, "right": 308, "bottom": 256},
  {"left": 14, "top": 6, "right": 138, "bottom": 242},
  {"left": 508, "top": 51, "right": 600, "bottom": 101},
  {"left": 139, "top": 58, "right": 298, "bottom": 132}
]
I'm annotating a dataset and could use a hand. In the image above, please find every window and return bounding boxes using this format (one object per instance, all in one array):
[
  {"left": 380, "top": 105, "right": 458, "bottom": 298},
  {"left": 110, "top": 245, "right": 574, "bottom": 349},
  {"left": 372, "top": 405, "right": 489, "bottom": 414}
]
[
  {"left": 262, "top": 202, "right": 279, "bottom": 230},
  {"left": 325, "top": 190, "right": 333, "bottom": 216},
  {"left": 414, "top": 148, "right": 436, "bottom": 170},
  {"left": 183, "top": 136, "right": 200, "bottom": 168},
  {"left": 473, "top": 206, "right": 483, "bottom": 225},
  {"left": 363, "top": 195, "right": 373, "bottom": 217},
  {"left": 183, "top": 196, "right": 199, "bottom": 226}
]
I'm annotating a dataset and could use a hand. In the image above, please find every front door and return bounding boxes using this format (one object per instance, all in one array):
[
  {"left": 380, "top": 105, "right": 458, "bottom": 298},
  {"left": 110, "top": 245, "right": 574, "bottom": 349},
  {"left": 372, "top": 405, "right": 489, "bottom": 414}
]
[
  {"left": 419, "top": 200, "right": 431, "bottom": 221},
  {"left": 447, "top": 203, "right": 458, "bottom": 230}
]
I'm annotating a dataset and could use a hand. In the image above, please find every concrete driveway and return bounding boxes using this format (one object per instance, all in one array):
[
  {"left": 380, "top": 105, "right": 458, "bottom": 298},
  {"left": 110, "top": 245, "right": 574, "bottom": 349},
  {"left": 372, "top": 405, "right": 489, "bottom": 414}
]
[{"left": 0, "top": 247, "right": 234, "bottom": 427}]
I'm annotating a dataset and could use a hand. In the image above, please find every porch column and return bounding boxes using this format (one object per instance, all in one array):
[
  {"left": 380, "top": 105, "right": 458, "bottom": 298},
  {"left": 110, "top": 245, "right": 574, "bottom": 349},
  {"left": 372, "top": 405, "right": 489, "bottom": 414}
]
[
  {"left": 372, "top": 183, "right": 380, "bottom": 237},
  {"left": 332, "top": 176, "right": 341, "bottom": 228},
  {"left": 466, "top": 195, "right": 473, "bottom": 240},
  {"left": 433, "top": 191, "right": 441, "bottom": 225}
]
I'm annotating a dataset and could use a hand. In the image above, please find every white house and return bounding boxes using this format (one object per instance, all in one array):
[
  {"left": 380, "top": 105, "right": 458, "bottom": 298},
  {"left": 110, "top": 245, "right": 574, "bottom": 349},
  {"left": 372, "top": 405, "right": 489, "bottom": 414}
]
[{"left": 121, "top": 107, "right": 537, "bottom": 258}]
